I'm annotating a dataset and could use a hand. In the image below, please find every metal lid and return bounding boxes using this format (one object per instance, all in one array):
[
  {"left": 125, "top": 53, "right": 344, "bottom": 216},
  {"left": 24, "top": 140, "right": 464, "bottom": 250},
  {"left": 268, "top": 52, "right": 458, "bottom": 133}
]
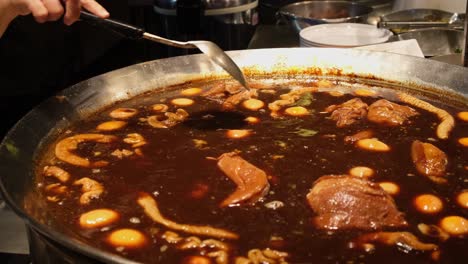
[
  {"left": 155, "top": 0, "right": 256, "bottom": 10},
  {"left": 261, "top": 0, "right": 392, "bottom": 9},
  {"left": 154, "top": 0, "right": 258, "bottom": 16}
]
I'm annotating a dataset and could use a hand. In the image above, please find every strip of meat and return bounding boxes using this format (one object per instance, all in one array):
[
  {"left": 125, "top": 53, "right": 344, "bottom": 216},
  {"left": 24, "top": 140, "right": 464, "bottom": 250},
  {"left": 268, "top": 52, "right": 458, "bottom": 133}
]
[
  {"left": 367, "top": 99, "right": 418, "bottom": 126},
  {"left": 73, "top": 177, "right": 104, "bottom": 205},
  {"left": 202, "top": 82, "right": 243, "bottom": 98},
  {"left": 222, "top": 89, "right": 258, "bottom": 110},
  {"left": 418, "top": 223, "right": 450, "bottom": 241},
  {"left": 397, "top": 92, "right": 454, "bottom": 139},
  {"left": 307, "top": 175, "right": 407, "bottom": 230},
  {"left": 55, "top": 134, "right": 117, "bottom": 168},
  {"left": 217, "top": 152, "right": 270, "bottom": 207},
  {"left": 200, "top": 81, "right": 259, "bottom": 110},
  {"left": 325, "top": 98, "right": 368, "bottom": 127},
  {"left": 244, "top": 248, "right": 289, "bottom": 264},
  {"left": 354, "top": 232, "right": 438, "bottom": 251},
  {"left": 344, "top": 130, "right": 374, "bottom": 144},
  {"left": 202, "top": 82, "right": 228, "bottom": 98},
  {"left": 268, "top": 87, "right": 318, "bottom": 113},
  {"left": 123, "top": 133, "right": 147, "bottom": 148},
  {"left": 147, "top": 109, "right": 189, "bottom": 129},
  {"left": 279, "top": 87, "right": 317, "bottom": 102},
  {"left": 137, "top": 193, "right": 239, "bottom": 240},
  {"left": 411, "top": 140, "right": 448, "bottom": 184},
  {"left": 43, "top": 166, "right": 70, "bottom": 183}
]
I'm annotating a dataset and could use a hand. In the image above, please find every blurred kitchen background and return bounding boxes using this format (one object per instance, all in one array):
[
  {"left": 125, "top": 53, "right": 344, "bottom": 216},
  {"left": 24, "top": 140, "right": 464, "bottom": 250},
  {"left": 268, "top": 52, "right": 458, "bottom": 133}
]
[{"left": 0, "top": 0, "right": 466, "bottom": 137}]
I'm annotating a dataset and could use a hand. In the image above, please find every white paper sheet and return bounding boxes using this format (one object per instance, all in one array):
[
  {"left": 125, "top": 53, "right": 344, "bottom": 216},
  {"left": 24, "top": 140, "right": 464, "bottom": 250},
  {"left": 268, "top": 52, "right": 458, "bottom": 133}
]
[{"left": 354, "top": 39, "right": 425, "bottom": 58}]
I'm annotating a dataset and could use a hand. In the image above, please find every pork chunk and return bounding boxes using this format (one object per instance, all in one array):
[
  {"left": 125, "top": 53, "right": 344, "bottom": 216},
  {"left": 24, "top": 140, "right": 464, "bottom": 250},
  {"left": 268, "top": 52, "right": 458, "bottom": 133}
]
[
  {"left": 223, "top": 89, "right": 258, "bottom": 110},
  {"left": 344, "top": 130, "right": 374, "bottom": 144},
  {"left": 411, "top": 140, "right": 448, "bottom": 183},
  {"left": 307, "top": 175, "right": 407, "bottom": 230},
  {"left": 325, "top": 98, "right": 368, "bottom": 127},
  {"left": 217, "top": 152, "right": 270, "bottom": 207},
  {"left": 368, "top": 99, "right": 419, "bottom": 126}
]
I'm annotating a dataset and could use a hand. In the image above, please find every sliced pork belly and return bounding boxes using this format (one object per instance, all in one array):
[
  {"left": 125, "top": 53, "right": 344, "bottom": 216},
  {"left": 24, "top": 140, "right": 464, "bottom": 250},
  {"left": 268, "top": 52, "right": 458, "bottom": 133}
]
[
  {"left": 325, "top": 98, "right": 368, "bottom": 127},
  {"left": 368, "top": 99, "right": 418, "bottom": 126},
  {"left": 411, "top": 140, "right": 448, "bottom": 184},
  {"left": 307, "top": 175, "right": 407, "bottom": 230}
]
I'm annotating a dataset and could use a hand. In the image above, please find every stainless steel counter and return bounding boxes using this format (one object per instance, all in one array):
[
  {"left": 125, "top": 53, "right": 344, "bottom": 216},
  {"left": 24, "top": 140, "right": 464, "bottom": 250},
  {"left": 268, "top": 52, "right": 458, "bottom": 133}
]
[{"left": 0, "top": 199, "right": 28, "bottom": 254}]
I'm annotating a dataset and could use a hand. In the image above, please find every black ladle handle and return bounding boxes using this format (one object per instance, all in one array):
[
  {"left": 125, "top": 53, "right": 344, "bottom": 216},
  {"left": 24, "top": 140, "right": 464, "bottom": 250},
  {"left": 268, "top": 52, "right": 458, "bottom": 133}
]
[
  {"left": 79, "top": 11, "right": 145, "bottom": 40},
  {"left": 463, "top": 3, "right": 468, "bottom": 67}
]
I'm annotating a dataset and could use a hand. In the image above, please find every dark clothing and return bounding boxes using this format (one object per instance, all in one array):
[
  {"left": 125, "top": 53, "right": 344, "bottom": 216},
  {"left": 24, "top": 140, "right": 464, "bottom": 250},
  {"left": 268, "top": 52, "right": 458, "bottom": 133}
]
[{"left": 0, "top": 4, "right": 136, "bottom": 136}]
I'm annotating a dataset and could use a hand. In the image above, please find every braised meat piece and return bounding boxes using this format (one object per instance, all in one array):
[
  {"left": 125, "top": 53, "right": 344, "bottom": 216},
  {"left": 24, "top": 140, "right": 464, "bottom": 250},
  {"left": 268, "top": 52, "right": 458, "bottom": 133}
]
[
  {"left": 201, "top": 81, "right": 258, "bottom": 110},
  {"left": 353, "top": 232, "right": 438, "bottom": 252},
  {"left": 217, "top": 152, "right": 270, "bottom": 207},
  {"left": 398, "top": 92, "right": 454, "bottom": 139},
  {"left": 411, "top": 140, "right": 448, "bottom": 184},
  {"left": 325, "top": 98, "right": 368, "bottom": 127},
  {"left": 307, "top": 175, "right": 407, "bottom": 230},
  {"left": 203, "top": 82, "right": 243, "bottom": 98},
  {"left": 137, "top": 193, "right": 239, "bottom": 239},
  {"left": 368, "top": 99, "right": 419, "bottom": 126},
  {"left": 344, "top": 129, "right": 374, "bottom": 144},
  {"left": 223, "top": 89, "right": 258, "bottom": 110}
]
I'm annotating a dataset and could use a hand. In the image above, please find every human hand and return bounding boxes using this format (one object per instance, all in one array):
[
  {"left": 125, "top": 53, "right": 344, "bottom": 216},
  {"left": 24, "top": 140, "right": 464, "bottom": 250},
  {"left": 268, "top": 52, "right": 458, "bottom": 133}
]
[{"left": 7, "top": 0, "right": 109, "bottom": 25}]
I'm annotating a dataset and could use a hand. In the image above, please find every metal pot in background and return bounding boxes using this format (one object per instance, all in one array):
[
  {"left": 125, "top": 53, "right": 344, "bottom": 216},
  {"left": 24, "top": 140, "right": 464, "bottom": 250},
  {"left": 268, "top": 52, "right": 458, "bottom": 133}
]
[
  {"left": 389, "top": 28, "right": 464, "bottom": 57},
  {"left": 277, "top": 1, "right": 374, "bottom": 32},
  {"left": 153, "top": 0, "right": 258, "bottom": 58},
  {"left": 261, "top": 0, "right": 392, "bottom": 25}
]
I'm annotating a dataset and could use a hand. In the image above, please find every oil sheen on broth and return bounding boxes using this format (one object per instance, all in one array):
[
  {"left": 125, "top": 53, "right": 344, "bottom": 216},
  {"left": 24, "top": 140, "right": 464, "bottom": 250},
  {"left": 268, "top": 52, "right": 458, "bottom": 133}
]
[{"left": 32, "top": 78, "right": 468, "bottom": 264}]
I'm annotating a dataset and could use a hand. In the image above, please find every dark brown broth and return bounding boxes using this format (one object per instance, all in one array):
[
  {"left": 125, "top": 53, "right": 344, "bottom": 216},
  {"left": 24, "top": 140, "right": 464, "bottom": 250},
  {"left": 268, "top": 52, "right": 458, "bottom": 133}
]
[{"left": 32, "top": 79, "right": 467, "bottom": 263}]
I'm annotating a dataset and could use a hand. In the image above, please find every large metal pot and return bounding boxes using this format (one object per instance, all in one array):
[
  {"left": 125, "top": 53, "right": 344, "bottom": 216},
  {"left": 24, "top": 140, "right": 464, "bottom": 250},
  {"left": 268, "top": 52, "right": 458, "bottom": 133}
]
[
  {"left": 277, "top": 1, "right": 373, "bottom": 32},
  {"left": 260, "top": 0, "right": 392, "bottom": 24},
  {"left": 0, "top": 48, "right": 467, "bottom": 263}
]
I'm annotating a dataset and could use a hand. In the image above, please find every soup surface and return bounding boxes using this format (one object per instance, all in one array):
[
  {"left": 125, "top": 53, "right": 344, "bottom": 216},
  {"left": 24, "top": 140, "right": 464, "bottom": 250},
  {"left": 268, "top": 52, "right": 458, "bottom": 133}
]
[{"left": 31, "top": 78, "right": 467, "bottom": 263}]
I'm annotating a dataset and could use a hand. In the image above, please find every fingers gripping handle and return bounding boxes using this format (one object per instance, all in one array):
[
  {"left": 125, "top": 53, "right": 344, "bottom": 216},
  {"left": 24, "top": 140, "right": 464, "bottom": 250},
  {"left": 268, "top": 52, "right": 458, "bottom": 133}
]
[{"left": 79, "top": 11, "right": 145, "bottom": 39}]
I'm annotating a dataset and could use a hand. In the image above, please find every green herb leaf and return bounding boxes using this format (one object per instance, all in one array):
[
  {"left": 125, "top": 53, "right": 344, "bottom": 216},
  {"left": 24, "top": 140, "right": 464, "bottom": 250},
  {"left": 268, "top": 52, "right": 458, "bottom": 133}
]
[
  {"left": 290, "top": 128, "right": 318, "bottom": 137},
  {"left": 273, "top": 119, "right": 304, "bottom": 129},
  {"left": 5, "top": 142, "right": 19, "bottom": 157},
  {"left": 292, "top": 92, "right": 314, "bottom": 107},
  {"left": 274, "top": 140, "right": 287, "bottom": 148}
]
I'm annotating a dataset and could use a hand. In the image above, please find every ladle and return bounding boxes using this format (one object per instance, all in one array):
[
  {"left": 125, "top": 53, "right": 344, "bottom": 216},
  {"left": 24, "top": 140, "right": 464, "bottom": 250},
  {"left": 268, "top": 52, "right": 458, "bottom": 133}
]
[{"left": 79, "top": 11, "right": 249, "bottom": 90}]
